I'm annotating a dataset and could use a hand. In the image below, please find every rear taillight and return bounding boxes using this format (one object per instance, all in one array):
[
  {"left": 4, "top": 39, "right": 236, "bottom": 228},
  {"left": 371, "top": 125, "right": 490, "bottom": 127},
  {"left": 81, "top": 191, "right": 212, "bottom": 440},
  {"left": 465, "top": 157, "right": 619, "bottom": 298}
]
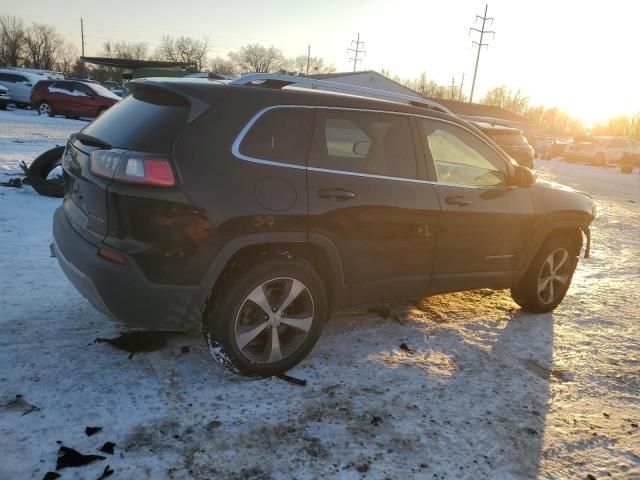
[{"left": 90, "top": 150, "right": 175, "bottom": 187}]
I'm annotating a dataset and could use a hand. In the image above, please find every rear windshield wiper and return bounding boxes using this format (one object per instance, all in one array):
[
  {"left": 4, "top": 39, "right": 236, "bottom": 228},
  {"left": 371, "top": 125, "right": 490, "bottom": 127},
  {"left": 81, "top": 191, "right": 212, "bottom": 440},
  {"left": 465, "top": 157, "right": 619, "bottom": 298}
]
[{"left": 73, "top": 132, "right": 112, "bottom": 150}]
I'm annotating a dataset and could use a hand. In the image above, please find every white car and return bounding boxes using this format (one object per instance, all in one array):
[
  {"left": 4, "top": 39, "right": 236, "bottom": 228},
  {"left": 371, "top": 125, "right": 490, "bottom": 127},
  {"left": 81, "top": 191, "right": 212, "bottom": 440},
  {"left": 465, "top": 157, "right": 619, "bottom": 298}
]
[
  {"left": 564, "top": 136, "right": 640, "bottom": 166},
  {"left": 0, "top": 69, "right": 47, "bottom": 107}
]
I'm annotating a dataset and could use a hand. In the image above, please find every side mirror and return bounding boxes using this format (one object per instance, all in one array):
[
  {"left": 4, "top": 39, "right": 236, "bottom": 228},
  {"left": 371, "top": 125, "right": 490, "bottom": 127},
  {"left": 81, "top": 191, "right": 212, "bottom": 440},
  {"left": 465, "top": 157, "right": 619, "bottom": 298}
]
[
  {"left": 352, "top": 140, "right": 371, "bottom": 156},
  {"left": 25, "top": 82, "right": 33, "bottom": 87},
  {"left": 512, "top": 165, "right": 536, "bottom": 187}
]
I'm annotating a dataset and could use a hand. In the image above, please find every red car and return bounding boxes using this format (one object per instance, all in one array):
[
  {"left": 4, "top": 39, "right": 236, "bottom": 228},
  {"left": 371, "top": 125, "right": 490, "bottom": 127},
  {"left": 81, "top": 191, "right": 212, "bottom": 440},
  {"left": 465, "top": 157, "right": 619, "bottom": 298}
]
[{"left": 31, "top": 79, "right": 119, "bottom": 118}]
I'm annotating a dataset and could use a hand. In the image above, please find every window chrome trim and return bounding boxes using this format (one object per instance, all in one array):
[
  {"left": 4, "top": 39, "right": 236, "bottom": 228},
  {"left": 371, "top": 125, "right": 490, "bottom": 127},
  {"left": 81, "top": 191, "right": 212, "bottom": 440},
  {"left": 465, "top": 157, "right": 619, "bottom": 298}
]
[
  {"left": 231, "top": 104, "right": 511, "bottom": 188},
  {"left": 231, "top": 105, "right": 315, "bottom": 171}
]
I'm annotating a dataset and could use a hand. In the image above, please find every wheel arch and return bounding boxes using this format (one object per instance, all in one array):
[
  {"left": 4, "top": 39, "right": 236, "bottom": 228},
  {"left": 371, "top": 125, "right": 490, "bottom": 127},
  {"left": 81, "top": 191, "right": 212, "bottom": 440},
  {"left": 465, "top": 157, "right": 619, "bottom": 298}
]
[
  {"left": 199, "top": 232, "right": 348, "bottom": 318},
  {"left": 515, "top": 219, "right": 590, "bottom": 285}
]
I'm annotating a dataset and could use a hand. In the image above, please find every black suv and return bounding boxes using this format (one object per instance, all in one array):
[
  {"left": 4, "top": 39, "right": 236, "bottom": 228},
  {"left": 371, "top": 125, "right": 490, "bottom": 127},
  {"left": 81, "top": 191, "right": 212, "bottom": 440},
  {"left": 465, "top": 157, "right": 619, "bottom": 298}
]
[
  {"left": 470, "top": 121, "right": 535, "bottom": 169},
  {"left": 52, "top": 75, "right": 595, "bottom": 376}
]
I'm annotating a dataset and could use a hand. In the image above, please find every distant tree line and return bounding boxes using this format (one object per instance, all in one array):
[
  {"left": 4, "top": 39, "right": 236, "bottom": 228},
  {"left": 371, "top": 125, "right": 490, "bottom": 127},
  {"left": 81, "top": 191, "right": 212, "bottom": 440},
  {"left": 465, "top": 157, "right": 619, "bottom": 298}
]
[
  {"left": 1, "top": 14, "right": 337, "bottom": 80},
  {"left": 0, "top": 15, "right": 79, "bottom": 75}
]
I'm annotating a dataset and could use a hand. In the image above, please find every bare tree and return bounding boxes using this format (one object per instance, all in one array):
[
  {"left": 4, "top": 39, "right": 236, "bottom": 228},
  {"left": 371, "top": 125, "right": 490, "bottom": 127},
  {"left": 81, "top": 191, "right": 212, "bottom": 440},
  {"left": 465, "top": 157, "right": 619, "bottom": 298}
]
[
  {"left": 0, "top": 15, "right": 25, "bottom": 66},
  {"left": 229, "top": 44, "right": 285, "bottom": 73},
  {"left": 395, "top": 71, "right": 450, "bottom": 99},
  {"left": 23, "top": 23, "right": 64, "bottom": 70},
  {"left": 55, "top": 41, "right": 78, "bottom": 76},
  {"left": 155, "top": 36, "right": 208, "bottom": 71},
  {"left": 209, "top": 56, "right": 237, "bottom": 76},
  {"left": 102, "top": 40, "right": 148, "bottom": 60},
  {"left": 482, "top": 85, "right": 530, "bottom": 115},
  {"left": 289, "top": 55, "right": 335, "bottom": 75}
]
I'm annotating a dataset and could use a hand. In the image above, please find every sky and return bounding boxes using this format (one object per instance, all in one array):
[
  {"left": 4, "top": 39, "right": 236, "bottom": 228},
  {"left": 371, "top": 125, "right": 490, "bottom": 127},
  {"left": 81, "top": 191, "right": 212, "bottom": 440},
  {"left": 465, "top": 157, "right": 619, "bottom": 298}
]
[{"left": 3, "top": 0, "right": 638, "bottom": 125}]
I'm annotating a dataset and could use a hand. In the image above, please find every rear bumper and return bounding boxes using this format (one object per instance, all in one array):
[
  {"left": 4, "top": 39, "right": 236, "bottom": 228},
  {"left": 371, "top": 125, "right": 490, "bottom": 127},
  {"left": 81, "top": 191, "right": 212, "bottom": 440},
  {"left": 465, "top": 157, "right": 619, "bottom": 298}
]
[{"left": 52, "top": 206, "right": 205, "bottom": 331}]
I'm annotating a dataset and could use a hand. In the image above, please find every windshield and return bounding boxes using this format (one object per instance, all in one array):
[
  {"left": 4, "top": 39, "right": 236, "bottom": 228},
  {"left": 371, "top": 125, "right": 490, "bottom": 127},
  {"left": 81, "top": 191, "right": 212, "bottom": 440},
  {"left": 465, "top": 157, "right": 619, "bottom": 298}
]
[
  {"left": 490, "top": 133, "right": 529, "bottom": 147},
  {"left": 88, "top": 83, "right": 121, "bottom": 100}
]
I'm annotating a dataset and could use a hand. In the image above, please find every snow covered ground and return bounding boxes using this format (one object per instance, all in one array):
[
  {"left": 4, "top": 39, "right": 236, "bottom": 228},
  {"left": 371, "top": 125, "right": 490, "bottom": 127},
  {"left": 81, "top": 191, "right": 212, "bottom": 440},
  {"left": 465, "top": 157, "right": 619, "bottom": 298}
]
[{"left": 0, "top": 108, "right": 638, "bottom": 479}]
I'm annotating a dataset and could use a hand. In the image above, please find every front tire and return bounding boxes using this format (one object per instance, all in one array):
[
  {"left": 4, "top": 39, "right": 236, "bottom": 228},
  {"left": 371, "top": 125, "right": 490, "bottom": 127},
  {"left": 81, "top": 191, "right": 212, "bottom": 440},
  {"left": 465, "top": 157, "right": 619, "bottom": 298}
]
[
  {"left": 204, "top": 252, "right": 328, "bottom": 376},
  {"left": 511, "top": 236, "right": 578, "bottom": 313}
]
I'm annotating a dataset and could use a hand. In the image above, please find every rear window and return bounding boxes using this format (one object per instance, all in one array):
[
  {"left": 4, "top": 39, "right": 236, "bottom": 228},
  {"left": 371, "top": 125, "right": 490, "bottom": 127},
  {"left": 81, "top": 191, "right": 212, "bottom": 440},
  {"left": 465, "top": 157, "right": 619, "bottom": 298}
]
[
  {"left": 239, "top": 107, "right": 315, "bottom": 165},
  {"left": 489, "top": 133, "right": 528, "bottom": 147},
  {"left": 81, "top": 88, "right": 189, "bottom": 153}
]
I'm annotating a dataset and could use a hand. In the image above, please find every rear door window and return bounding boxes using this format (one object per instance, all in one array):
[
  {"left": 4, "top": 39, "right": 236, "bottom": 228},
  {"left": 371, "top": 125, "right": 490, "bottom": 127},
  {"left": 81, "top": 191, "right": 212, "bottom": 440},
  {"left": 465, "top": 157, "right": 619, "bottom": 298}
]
[
  {"left": 238, "top": 107, "right": 315, "bottom": 165},
  {"left": 73, "top": 83, "right": 94, "bottom": 96},
  {"left": 49, "top": 82, "right": 73, "bottom": 95},
  {"left": 80, "top": 88, "right": 189, "bottom": 153},
  {"left": 310, "top": 109, "right": 418, "bottom": 179}
]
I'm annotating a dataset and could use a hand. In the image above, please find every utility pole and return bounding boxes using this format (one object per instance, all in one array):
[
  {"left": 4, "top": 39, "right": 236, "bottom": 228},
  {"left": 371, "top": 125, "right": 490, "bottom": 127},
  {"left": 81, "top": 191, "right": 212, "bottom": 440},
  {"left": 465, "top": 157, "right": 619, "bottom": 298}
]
[
  {"left": 450, "top": 76, "right": 456, "bottom": 100},
  {"left": 469, "top": 4, "right": 494, "bottom": 103},
  {"left": 306, "top": 44, "right": 311, "bottom": 75},
  {"left": 347, "top": 33, "right": 365, "bottom": 72},
  {"left": 80, "top": 17, "right": 86, "bottom": 78},
  {"left": 458, "top": 73, "right": 465, "bottom": 102}
]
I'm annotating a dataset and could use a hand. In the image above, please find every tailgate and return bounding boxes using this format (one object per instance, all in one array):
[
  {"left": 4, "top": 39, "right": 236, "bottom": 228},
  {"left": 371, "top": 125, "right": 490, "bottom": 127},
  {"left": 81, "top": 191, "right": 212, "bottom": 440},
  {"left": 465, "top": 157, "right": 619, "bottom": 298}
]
[{"left": 61, "top": 141, "right": 111, "bottom": 246}]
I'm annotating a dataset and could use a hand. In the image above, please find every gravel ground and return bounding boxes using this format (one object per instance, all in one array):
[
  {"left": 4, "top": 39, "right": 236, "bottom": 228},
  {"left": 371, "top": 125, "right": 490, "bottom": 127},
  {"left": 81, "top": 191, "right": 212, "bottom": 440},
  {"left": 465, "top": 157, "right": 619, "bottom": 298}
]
[{"left": 0, "top": 109, "right": 638, "bottom": 479}]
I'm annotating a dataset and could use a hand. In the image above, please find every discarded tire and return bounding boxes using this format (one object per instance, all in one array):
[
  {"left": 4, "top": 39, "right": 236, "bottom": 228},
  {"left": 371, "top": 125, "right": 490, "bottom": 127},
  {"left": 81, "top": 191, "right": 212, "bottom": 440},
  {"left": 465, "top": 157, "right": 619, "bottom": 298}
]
[{"left": 27, "top": 146, "right": 65, "bottom": 198}]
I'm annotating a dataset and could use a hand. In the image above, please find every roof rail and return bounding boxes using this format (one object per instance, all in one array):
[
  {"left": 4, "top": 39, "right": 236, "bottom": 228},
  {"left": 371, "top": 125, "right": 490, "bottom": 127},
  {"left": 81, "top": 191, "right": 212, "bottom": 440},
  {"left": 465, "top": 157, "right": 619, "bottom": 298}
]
[{"left": 231, "top": 73, "right": 453, "bottom": 115}]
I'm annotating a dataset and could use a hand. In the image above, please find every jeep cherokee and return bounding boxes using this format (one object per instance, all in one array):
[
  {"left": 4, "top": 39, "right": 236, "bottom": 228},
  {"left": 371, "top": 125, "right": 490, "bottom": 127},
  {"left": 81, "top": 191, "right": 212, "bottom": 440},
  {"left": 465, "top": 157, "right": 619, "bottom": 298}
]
[{"left": 52, "top": 74, "right": 595, "bottom": 376}]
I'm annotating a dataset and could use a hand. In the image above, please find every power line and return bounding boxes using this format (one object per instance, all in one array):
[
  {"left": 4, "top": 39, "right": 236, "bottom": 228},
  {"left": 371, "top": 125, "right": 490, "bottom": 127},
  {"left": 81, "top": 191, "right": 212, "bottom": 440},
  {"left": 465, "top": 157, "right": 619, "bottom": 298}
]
[
  {"left": 458, "top": 73, "right": 465, "bottom": 102},
  {"left": 347, "top": 33, "right": 365, "bottom": 73},
  {"left": 306, "top": 44, "right": 311, "bottom": 75},
  {"left": 468, "top": 4, "right": 495, "bottom": 103}
]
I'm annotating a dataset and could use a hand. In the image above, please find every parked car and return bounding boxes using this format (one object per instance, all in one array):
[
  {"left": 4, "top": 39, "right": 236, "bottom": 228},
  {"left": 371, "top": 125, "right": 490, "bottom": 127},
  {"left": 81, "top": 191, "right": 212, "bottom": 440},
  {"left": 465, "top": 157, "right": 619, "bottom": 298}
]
[
  {"left": 470, "top": 121, "right": 535, "bottom": 168},
  {"left": 0, "top": 68, "right": 47, "bottom": 107},
  {"left": 564, "top": 135, "right": 640, "bottom": 166},
  {"left": 4, "top": 66, "right": 63, "bottom": 79},
  {"left": 546, "top": 141, "right": 569, "bottom": 159},
  {"left": 52, "top": 74, "right": 595, "bottom": 376},
  {"left": 0, "top": 85, "right": 10, "bottom": 110},
  {"left": 102, "top": 81, "right": 123, "bottom": 97},
  {"left": 31, "top": 80, "right": 120, "bottom": 118}
]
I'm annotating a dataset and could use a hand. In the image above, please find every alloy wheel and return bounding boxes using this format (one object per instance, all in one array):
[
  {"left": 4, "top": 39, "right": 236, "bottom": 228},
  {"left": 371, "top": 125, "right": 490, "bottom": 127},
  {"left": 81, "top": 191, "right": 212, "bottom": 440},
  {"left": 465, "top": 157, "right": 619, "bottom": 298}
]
[
  {"left": 537, "top": 248, "right": 571, "bottom": 304},
  {"left": 39, "top": 103, "right": 51, "bottom": 116},
  {"left": 234, "top": 277, "right": 314, "bottom": 364}
]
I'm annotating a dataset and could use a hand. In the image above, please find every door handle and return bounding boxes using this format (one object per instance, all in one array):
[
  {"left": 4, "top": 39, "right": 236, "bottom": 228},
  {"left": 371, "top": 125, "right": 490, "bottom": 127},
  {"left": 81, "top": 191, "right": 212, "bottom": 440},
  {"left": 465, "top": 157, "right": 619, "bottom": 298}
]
[
  {"left": 317, "top": 188, "right": 356, "bottom": 201},
  {"left": 445, "top": 195, "right": 472, "bottom": 207}
]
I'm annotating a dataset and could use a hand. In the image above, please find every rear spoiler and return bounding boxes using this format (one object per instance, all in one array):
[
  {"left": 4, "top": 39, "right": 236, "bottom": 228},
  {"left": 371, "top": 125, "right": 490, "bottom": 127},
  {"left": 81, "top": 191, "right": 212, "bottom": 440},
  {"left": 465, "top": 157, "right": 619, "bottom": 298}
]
[{"left": 127, "top": 79, "right": 216, "bottom": 123}]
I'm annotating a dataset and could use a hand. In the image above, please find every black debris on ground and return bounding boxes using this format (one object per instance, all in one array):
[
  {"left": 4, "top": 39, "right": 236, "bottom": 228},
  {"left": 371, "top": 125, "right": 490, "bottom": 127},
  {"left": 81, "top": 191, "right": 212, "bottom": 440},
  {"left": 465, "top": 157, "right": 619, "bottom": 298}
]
[
  {"left": 98, "top": 442, "right": 116, "bottom": 454},
  {"left": 180, "top": 346, "right": 190, "bottom": 354},
  {"left": 206, "top": 420, "right": 222, "bottom": 430},
  {"left": 370, "top": 416, "right": 383, "bottom": 426},
  {"left": 56, "top": 446, "right": 105, "bottom": 469},
  {"left": 586, "top": 474, "right": 597, "bottom": 480},
  {"left": 95, "top": 332, "right": 173, "bottom": 359},
  {"left": 0, "top": 178, "right": 22, "bottom": 188},
  {"left": 399, "top": 342, "right": 413, "bottom": 354},
  {"left": 0, "top": 394, "right": 40, "bottom": 416},
  {"left": 85, "top": 426, "right": 102, "bottom": 436},
  {"left": 367, "top": 305, "right": 391, "bottom": 319},
  {"left": 97, "top": 465, "right": 114, "bottom": 479},
  {"left": 276, "top": 374, "right": 307, "bottom": 386},
  {"left": 42, "top": 472, "right": 60, "bottom": 480}
]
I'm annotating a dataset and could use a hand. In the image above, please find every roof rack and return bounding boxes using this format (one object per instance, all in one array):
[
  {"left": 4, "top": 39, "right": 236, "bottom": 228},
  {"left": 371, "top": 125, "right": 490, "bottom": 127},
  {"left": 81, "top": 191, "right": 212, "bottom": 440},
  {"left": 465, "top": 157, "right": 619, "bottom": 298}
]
[{"left": 230, "top": 73, "right": 453, "bottom": 114}]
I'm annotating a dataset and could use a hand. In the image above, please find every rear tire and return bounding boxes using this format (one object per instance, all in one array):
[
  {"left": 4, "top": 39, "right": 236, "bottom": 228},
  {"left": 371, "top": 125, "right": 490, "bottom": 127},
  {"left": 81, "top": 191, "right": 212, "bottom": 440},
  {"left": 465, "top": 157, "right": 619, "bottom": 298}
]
[
  {"left": 594, "top": 153, "right": 606, "bottom": 167},
  {"left": 38, "top": 102, "right": 53, "bottom": 117},
  {"left": 204, "top": 252, "right": 328, "bottom": 376},
  {"left": 511, "top": 236, "right": 578, "bottom": 313}
]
